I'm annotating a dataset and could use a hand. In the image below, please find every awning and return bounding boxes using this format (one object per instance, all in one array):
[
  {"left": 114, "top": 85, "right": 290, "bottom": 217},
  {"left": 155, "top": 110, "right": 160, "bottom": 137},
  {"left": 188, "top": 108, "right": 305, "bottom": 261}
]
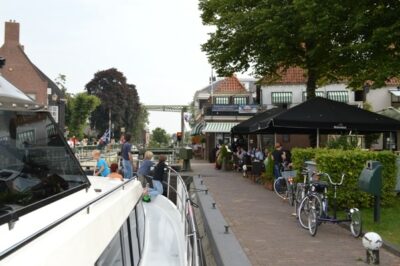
[
  {"left": 389, "top": 90, "right": 400, "bottom": 97},
  {"left": 190, "top": 123, "right": 205, "bottom": 136},
  {"left": 327, "top": 91, "right": 348, "bottom": 103},
  {"left": 203, "top": 122, "right": 238, "bottom": 133},
  {"left": 303, "top": 91, "right": 325, "bottom": 100},
  {"left": 272, "top": 92, "right": 292, "bottom": 104}
]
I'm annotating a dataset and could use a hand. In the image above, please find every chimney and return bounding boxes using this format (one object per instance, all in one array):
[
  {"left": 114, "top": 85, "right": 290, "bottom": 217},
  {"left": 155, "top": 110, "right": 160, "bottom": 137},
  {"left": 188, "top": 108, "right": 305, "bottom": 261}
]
[{"left": 4, "top": 20, "right": 20, "bottom": 45}]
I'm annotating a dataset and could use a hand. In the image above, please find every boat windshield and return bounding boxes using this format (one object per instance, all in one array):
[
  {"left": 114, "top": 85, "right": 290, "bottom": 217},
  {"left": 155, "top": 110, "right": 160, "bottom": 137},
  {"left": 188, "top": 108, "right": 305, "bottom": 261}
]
[{"left": 0, "top": 110, "right": 90, "bottom": 225}]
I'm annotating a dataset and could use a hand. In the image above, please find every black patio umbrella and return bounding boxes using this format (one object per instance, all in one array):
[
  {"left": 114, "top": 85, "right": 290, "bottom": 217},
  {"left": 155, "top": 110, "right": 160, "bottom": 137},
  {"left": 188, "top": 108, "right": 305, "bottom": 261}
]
[
  {"left": 231, "top": 107, "right": 284, "bottom": 135},
  {"left": 257, "top": 97, "right": 400, "bottom": 133}
]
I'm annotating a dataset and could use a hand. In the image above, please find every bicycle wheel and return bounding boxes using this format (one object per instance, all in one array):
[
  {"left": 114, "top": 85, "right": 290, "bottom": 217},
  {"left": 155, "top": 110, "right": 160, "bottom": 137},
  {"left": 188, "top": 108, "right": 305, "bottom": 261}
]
[
  {"left": 273, "top": 177, "right": 288, "bottom": 200},
  {"left": 308, "top": 206, "right": 318, "bottom": 236},
  {"left": 294, "top": 183, "right": 305, "bottom": 214},
  {"left": 297, "top": 193, "right": 322, "bottom": 229},
  {"left": 350, "top": 208, "right": 362, "bottom": 238}
]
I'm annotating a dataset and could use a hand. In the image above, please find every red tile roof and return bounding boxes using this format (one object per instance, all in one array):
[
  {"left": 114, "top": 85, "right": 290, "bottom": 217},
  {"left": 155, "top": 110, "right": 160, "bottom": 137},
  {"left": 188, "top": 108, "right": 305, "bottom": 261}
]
[
  {"left": 214, "top": 76, "right": 248, "bottom": 94},
  {"left": 261, "top": 67, "right": 307, "bottom": 85},
  {"left": 262, "top": 66, "right": 400, "bottom": 86}
]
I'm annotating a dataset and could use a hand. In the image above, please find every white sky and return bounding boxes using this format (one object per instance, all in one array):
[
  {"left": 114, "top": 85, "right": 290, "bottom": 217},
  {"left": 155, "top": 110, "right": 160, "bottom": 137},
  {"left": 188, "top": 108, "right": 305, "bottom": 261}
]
[{"left": 0, "top": 0, "right": 251, "bottom": 134}]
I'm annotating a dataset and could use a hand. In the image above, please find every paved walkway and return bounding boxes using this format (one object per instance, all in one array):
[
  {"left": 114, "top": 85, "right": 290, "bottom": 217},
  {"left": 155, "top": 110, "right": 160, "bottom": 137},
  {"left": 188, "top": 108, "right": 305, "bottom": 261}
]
[{"left": 190, "top": 160, "right": 400, "bottom": 266}]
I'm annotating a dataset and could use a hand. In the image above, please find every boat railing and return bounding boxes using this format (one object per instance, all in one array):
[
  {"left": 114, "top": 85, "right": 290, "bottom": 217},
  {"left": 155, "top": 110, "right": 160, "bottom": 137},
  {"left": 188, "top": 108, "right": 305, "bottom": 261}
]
[
  {"left": 0, "top": 178, "right": 137, "bottom": 260},
  {"left": 165, "top": 166, "right": 200, "bottom": 266}
]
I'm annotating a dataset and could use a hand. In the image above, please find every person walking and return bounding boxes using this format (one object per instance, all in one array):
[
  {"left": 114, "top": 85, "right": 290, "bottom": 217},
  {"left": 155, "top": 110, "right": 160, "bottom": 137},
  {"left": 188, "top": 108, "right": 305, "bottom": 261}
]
[{"left": 121, "top": 133, "right": 133, "bottom": 179}]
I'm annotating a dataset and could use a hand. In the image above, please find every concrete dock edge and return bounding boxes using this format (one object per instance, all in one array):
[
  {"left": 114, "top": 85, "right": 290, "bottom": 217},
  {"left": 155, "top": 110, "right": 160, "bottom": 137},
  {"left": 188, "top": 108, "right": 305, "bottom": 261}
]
[{"left": 193, "top": 175, "right": 252, "bottom": 266}]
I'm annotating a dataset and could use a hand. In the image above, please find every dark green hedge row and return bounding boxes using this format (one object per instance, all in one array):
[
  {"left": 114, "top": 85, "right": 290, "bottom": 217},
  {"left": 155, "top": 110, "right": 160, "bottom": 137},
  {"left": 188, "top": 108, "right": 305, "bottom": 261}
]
[{"left": 292, "top": 148, "right": 397, "bottom": 208}]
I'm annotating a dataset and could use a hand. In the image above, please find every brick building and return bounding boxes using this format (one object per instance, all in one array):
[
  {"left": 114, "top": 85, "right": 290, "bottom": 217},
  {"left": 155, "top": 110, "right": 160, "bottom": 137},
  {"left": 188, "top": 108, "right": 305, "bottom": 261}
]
[{"left": 0, "top": 20, "right": 65, "bottom": 128}]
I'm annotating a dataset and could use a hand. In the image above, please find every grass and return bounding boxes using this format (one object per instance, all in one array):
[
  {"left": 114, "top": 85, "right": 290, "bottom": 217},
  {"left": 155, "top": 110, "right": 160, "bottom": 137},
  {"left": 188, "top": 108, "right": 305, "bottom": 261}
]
[{"left": 360, "top": 196, "right": 400, "bottom": 247}]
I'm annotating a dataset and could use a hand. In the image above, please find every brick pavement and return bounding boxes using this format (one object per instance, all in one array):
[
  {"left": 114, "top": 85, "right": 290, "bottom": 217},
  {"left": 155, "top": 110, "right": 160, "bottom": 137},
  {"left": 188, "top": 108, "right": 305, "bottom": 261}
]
[{"left": 191, "top": 160, "right": 400, "bottom": 266}]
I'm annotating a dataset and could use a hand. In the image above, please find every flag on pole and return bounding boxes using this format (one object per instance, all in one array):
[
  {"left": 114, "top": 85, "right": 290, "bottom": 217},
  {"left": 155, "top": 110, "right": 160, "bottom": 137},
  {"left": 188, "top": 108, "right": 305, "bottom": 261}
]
[{"left": 100, "top": 129, "right": 110, "bottom": 144}]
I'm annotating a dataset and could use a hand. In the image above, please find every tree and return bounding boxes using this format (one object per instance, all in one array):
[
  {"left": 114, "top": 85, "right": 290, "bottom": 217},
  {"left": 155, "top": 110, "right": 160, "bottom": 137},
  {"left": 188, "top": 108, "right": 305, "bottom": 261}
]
[
  {"left": 149, "top": 127, "right": 170, "bottom": 147},
  {"left": 199, "top": 1, "right": 400, "bottom": 97},
  {"left": 85, "top": 68, "right": 148, "bottom": 141},
  {"left": 66, "top": 93, "right": 100, "bottom": 139}
]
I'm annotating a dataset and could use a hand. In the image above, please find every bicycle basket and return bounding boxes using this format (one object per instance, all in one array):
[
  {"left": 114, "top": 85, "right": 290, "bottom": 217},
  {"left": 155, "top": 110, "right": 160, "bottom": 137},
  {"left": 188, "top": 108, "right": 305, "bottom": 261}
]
[
  {"left": 311, "top": 181, "right": 328, "bottom": 193},
  {"left": 281, "top": 170, "right": 297, "bottom": 179}
]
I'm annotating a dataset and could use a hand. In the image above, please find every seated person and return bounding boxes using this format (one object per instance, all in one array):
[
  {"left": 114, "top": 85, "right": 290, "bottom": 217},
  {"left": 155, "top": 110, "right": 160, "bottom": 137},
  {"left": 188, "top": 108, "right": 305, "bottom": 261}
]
[
  {"left": 108, "top": 163, "right": 123, "bottom": 181},
  {"left": 144, "top": 155, "right": 166, "bottom": 199},
  {"left": 137, "top": 151, "right": 154, "bottom": 187}
]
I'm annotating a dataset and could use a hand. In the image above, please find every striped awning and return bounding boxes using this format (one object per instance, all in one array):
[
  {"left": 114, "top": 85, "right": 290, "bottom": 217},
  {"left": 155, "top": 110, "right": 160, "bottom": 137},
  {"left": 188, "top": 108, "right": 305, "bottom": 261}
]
[
  {"left": 190, "top": 123, "right": 205, "bottom": 136},
  {"left": 271, "top": 92, "right": 292, "bottom": 104},
  {"left": 389, "top": 90, "right": 400, "bottom": 97},
  {"left": 327, "top": 91, "right": 349, "bottom": 103},
  {"left": 202, "top": 122, "right": 238, "bottom": 133},
  {"left": 302, "top": 91, "right": 325, "bottom": 100}
]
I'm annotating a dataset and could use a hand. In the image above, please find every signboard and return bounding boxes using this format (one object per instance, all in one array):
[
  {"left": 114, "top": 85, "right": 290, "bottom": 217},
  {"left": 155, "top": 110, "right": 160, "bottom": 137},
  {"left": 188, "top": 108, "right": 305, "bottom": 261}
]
[{"left": 238, "top": 105, "right": 258, "bottom": 114}]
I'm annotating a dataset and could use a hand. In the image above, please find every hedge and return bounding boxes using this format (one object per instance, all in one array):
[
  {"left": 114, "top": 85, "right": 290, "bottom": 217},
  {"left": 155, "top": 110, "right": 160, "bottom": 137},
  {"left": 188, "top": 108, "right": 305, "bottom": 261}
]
[{"left": 291, "top": 148, "right": 397, "bottom": 208}]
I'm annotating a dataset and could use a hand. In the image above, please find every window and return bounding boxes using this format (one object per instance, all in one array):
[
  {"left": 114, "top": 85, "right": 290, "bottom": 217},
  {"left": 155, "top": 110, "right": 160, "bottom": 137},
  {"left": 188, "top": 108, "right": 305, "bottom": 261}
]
[
  {"left": 271, "top": 92, "right": 292, "bottom": 104},
  {"left": 233, "top": 97, "right": 247, "bottom": 105},
  {"left": 0, "top": 111, "right": 89, "bottom": 226},
  {"left": 129, "top": 209, "right": 141, "bottom": 266},
  {"left": 135, "top": 202, "right": 145, "bottom": 253},
  {"left": 327, "top": 91, "right": 349, "bottom": 103},
  {"left": 302, "top": 91, "right": 325, "bottom": 101},
  {"left": 96, "top": 231, "right": 124, "bottom": 266},
  {"left": 214, "top": 97, "right": 229, "bottom": 104},
  {"left": 49, "top": 105, "right": 59, "bottom": 123}
]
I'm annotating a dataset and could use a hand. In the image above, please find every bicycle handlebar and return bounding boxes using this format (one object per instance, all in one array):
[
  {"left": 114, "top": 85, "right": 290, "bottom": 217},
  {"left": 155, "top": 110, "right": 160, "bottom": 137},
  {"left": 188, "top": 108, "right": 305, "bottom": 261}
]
[{"left": 315, "top": 172, "right": 345, "bottom": 186}]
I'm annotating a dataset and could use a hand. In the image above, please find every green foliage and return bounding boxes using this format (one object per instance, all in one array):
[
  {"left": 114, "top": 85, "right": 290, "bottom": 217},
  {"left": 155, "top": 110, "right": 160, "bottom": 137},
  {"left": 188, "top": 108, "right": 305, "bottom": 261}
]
[
  {"left": 261, "top": 153, "right": 274, "bottom": 183},
  {"left": 326, "top": 135, "right": 358, "bottom": 150},
  {"left": 66, "top": 93, "right": 100, "bottom": 139},
  {"left": 85, "top": 68, "right": 148, "bottom": 141},
  {"left": 199, "top": 0, "right": 400, "bottom": 94},
  {"left": 149, "top": 127, "right": 170, "bottom": 147},
  {"left": 292, "top": 148, "right": 397, "bottom": 209}
]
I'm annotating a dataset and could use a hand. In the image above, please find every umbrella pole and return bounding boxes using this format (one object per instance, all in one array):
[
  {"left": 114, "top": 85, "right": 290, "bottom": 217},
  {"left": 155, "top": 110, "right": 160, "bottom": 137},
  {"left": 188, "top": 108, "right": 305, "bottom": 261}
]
[
  {"left": 317, "top": 128, "right": 320, "bottom": 148},
  {"left": 274, "top": 133, "right": 277, "bottom": 144}
]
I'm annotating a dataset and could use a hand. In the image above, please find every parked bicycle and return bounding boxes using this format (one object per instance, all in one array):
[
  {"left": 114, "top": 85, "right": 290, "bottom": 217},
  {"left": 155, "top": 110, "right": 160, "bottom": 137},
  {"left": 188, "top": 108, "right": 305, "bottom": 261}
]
[
  {"left": 273, "top": 169, "right": 297, "bottom": 206},
  {"left": 307, "top": 172, "right": 362, "bottom": 237},
  {"left": 297, "top": 174, "right": 326, "bottom": 229}
]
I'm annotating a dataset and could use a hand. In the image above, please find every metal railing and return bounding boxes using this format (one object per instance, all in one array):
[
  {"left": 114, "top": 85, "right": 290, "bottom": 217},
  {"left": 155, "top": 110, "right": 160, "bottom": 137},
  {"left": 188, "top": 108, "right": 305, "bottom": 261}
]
[{"left": 165, "top": 166, "right": 200, "bottom": 266}]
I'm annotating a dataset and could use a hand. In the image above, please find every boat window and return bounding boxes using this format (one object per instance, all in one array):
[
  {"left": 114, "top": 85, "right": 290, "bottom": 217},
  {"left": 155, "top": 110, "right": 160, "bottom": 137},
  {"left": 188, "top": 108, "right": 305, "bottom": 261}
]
[
  {"left": 0, "top": 111, "right": 90, "bottom": 225},
  {"left": 95, "top": 229, "right": 124, "bottom": 266},
  {"left": 129, "top": 208, "right": 140, "bottom": 266},
  {"left": 135, "top": 201, "right": 145, "bottom": 253}
]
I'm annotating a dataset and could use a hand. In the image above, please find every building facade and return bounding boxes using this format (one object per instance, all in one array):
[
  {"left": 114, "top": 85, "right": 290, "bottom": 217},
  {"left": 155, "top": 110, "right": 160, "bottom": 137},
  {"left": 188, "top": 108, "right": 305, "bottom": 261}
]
[
  {"left": 192, "top": 76, "right": 259, "bottom": 161},
  {"left": 0, "top": 20, "right": 65, "bottom": 128}
]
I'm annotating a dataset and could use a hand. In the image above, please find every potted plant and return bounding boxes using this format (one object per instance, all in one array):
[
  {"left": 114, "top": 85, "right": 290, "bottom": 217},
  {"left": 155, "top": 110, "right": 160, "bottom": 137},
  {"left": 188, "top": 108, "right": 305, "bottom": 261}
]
[{"left": 261, "top": 153, "right": 275, "bottom": 190}]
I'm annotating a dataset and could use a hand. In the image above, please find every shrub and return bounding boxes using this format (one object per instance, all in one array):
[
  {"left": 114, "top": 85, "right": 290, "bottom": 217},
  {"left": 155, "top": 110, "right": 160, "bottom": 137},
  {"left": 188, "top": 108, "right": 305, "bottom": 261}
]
[{"left": 292, "top": 148, "right": 397, "bottom": 208}]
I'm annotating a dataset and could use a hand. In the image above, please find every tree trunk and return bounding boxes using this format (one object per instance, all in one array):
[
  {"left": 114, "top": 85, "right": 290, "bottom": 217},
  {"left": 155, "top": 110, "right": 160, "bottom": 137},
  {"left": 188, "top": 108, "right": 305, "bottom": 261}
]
[
  {"left": 306, "top": 67, "right": 317, "bottom": 147},
  {"left": 306, "top": 68, "right": 317, "bottom": 99}
]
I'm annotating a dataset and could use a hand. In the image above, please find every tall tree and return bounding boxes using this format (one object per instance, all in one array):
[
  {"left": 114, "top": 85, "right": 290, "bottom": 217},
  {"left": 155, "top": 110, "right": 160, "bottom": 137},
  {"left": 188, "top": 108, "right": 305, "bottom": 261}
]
[
  {"left": 85, "top": 68, "right": 148, "bottom": 141},
  {"left": 199, "top": 1, "right": 400, "bottom": 96},
  {"left": 149, "top": 127, "right": 170, "bottom": 147},
  {"left": 66, "top": 93, "right": 100, "bottom": 139}
]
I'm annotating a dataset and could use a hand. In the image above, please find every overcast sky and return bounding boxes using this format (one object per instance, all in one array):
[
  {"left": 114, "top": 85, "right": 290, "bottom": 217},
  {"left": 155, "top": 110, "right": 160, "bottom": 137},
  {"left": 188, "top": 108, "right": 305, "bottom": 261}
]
[{"left": 0, "top": 0, "right": 234, "bottom": 134}]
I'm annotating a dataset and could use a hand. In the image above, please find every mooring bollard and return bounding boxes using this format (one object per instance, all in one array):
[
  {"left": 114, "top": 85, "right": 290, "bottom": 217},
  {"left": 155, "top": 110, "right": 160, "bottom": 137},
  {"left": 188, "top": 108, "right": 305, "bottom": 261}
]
[
  {"left": 212, "top": 202, "right": 216, "bottom": 209},
  {"left": 362, "top": 232, "right": 383, "bottom": 264},
  {"left": 224, "top": 225, "right": 230, "bottom": 234}
]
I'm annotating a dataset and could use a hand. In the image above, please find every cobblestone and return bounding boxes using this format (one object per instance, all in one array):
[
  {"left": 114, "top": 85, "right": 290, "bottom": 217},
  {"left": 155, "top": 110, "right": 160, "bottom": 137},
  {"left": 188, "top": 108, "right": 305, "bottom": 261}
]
[{"left": 191, "top": 161, "right": 400, "bottom": 266}]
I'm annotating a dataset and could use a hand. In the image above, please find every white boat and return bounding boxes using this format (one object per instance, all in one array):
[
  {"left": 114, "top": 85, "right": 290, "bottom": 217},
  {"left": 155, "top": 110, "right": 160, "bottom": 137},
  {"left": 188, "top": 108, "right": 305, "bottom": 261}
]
[{"left": 0, "top": 73, "right": 201, "bottom": 265}]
